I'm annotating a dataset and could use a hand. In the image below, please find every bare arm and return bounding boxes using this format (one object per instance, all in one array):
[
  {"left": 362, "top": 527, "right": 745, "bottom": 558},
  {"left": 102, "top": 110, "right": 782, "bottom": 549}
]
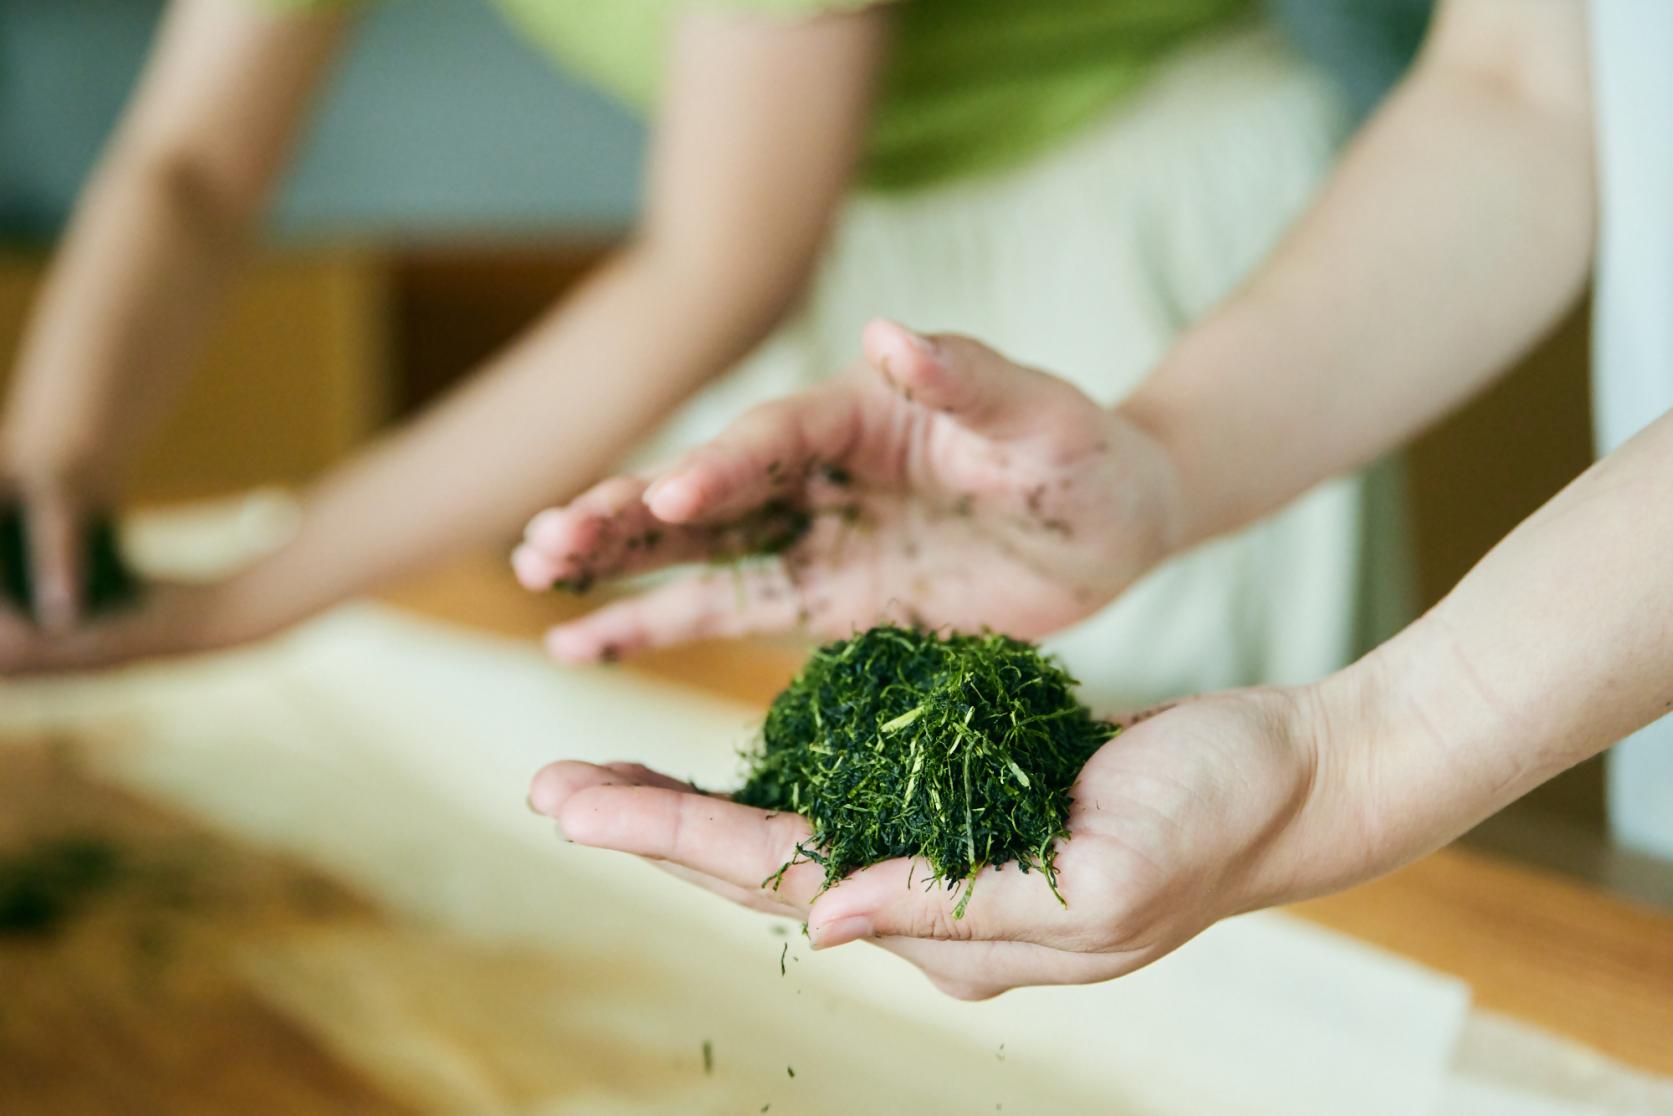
[
  {"left": 2, "top": 0, "right": 350, "bottom": 626},
  {"left": 3, "top": 4, "right": 886, "bottom": 666},
  {"left": 223, "top": 8, "right": 886, "bottom": 638},
  {"left": 1297, "top": 401, "right": 1673, "bottom": 891},
  {"left": 1123, "top": 0, "right": 1594, "bottom": 550}
]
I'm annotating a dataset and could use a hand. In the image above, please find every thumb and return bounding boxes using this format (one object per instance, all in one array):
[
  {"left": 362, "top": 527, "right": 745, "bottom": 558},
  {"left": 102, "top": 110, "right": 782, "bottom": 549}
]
[{"left": 861, "top": 318, "right": 1083, "bottom": 439}]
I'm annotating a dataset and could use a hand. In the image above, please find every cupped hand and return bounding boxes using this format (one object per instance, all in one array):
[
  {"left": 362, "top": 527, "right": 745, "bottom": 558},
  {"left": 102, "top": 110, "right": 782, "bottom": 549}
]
[
  {"left": 513, "top": 320, "right": 1185, "bottom": 663},
  {"left": 529, "top": 688, "right": 1338, "bottom": 1000}
]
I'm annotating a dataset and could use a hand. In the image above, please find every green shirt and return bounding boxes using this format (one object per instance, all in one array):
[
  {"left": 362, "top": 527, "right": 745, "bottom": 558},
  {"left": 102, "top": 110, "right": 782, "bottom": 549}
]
[{"left": 268, "top": 0, "right": 1255, "bottom": 190}]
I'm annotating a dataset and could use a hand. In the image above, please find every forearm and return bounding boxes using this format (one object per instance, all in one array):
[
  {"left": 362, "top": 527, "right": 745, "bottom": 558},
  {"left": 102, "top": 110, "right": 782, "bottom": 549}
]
[
  {"left": 222, "top": 241, "right": 805, "bottom": 628},
  {"left": 1302, "top": 410, "right": 1673, "bottom": 889},
  {"left": 220, "top": 6, "right": 882, "bottom": 631},
  {"left": 3, "top": 152, "right": 257, "bottom": 488},
  {"left": 3, "top": 0, "right": 347, "bottom": 489},
  {"left": 1123, "top": 6, "right": 1593, "bottom": 550}
]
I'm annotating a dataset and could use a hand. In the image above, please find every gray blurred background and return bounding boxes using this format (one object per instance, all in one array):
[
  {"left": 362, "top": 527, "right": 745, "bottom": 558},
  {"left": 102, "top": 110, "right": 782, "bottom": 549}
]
[{"left": 1, "top": 0, "right": 642, "bottom": 239}]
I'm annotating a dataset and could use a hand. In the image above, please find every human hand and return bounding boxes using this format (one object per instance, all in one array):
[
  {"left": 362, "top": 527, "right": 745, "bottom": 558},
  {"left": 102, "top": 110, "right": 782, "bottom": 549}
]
[
  {"left": 513, "top": 320, "right": 1186, "bottom": 663},
  {"left": 0, "top": 476, "right": 97, "bottom": 635},
  {"left": 0, "top": 577, "right": 287, "bottom": 676},
  {"left": 528, "top": 687, "right": 1359, "bottom": 999}
]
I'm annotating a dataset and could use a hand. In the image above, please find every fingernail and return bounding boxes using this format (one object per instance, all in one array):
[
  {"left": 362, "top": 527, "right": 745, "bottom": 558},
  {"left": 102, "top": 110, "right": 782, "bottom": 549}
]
[
  {"left": 810, "top": 915, "right": 873, "bottom": 950},
  {"left": 904, "top": 329, "right": 938, "bottom": 356},
  {"left": 511, "top": 546, "right": 550, "bottom": 590},
  {"left": 648, "top": 475, "right": 697, "bottom": 519},
  {"left": 524, "top": 508, "right": 567, "bottom": 545}
]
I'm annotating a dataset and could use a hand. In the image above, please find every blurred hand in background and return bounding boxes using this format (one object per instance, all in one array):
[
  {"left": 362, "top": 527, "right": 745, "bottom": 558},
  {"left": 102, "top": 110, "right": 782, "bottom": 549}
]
[
  {"left": 1, "top": 475, "right": 88, "bottom": 635},
  {"left": 0, "top": 0, "right": 887, "bottom": 676}
]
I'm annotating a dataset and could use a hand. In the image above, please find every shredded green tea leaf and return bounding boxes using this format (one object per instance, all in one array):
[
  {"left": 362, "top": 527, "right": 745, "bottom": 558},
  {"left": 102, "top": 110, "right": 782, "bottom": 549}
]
[
  {"left": 736, "top": 626, "right": 1114, "bottom": 914},
  {"left": 0, "top": 834, "right": 124, "bottom": 937}
]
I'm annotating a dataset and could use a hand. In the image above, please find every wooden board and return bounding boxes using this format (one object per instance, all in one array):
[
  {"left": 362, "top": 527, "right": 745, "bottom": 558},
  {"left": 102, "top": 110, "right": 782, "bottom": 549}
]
[{"left": 0, "top": 738, "right": 415, "bottom": 1115}]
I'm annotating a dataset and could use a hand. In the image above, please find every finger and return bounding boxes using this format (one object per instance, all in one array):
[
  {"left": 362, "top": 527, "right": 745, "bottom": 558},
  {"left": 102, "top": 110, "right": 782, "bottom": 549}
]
[
  {"left": 861, "top": 318, "right": 1083, "bottom": 440},
  {"left": 511, "top": 543, "right": 566, "bottom": 593},
  {"left": 875, "top": 935, "right": 1148, "bottom": 1000},
  {"left": 643, "top": 385, "right": 862, "bottom": 526},
  {"left": 27, "top": 494, "right": 81, "bottom": 633},
  {"left": 550, "top": 779, "right": 830, "bottom": 908},
  {"left": 516, "top": 476, "right": 713, "bottom": 591},
  {"left": 647, "top": 859, "right": 806, "bottom": 920},
  {"left": 1110, "top": 701, "right": 1181, "bottom": 730},
  {"left": 805, "top": 854, "right": 1100, "bottom": 950},
  {"left": 542, "top": 564, "right": 805, "bottom": 663},
  {"left": 528, "top": 758, "right": 693, "bottom": 814},
  {"left": 530, "top": 762, "right": 811, "bottom": 918},
  {"left": 530, "top": 767, "right": 1148, "bottom": 985}
]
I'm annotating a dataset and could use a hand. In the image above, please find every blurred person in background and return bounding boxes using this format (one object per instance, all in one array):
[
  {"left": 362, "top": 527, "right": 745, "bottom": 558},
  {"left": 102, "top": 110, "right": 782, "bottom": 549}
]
[
  {"left": 1, "top": 0, "right": 1413, "bottom": 713},
  {"left": 528, "top": 0, "right": 1673, "bottom": 999}
]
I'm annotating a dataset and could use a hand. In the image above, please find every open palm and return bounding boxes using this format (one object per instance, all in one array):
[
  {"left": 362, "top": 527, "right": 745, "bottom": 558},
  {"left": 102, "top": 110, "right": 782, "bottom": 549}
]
[
  {"left": 529, "top": 688, "right": 1328, "bottom": 999},
  {"left": 514, "top": 320, "right": 1183, "bottom": 662}
]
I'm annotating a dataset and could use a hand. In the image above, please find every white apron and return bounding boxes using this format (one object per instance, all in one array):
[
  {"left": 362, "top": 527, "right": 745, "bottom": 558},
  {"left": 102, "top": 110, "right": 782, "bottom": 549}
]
[{"left": 1589, "top": 0, "right": 1673, "bottom": 858}]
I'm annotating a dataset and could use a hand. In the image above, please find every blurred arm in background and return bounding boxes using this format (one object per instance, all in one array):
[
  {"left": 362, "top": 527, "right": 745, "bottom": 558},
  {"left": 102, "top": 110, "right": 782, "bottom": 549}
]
[
  {"left": 1, "top": 0, "right": 886, "bottom": 670},
  {"left": 1, "top": 0, "right": 352, "bottom": 633}
]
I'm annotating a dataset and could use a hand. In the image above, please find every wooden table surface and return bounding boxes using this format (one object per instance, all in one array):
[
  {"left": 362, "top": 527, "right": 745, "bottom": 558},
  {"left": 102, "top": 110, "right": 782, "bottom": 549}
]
[{"left": 385, "top": 556, "right": 1673, "bottom": 1079}]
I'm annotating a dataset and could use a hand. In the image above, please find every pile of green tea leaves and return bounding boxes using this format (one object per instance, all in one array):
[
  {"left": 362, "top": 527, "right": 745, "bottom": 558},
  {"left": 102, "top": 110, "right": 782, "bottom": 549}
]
[{"left": 736, "top": 626, "right": 1114, "bottom": 915}]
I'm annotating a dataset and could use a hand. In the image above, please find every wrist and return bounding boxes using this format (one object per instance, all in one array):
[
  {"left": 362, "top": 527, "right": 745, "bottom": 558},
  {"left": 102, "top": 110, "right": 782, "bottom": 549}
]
[
  {"left": 1110, "top": 397, "right": 1194, "bottom": 564},
  {"left": 1114, "top": 376, "right": 1219, "bottom": 557},
  {"left": 1236, "top": 662, "right": 1409, "bottom": 911},
  {"left": 1282, "top": 638, "right": 1471, "bottom": 901}
]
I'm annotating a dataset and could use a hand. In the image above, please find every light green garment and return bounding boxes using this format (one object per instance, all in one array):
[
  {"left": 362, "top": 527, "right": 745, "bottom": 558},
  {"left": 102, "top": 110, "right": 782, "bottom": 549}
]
[{"left": 259, "top": 0, "right": 1253, "bottom": 189}]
